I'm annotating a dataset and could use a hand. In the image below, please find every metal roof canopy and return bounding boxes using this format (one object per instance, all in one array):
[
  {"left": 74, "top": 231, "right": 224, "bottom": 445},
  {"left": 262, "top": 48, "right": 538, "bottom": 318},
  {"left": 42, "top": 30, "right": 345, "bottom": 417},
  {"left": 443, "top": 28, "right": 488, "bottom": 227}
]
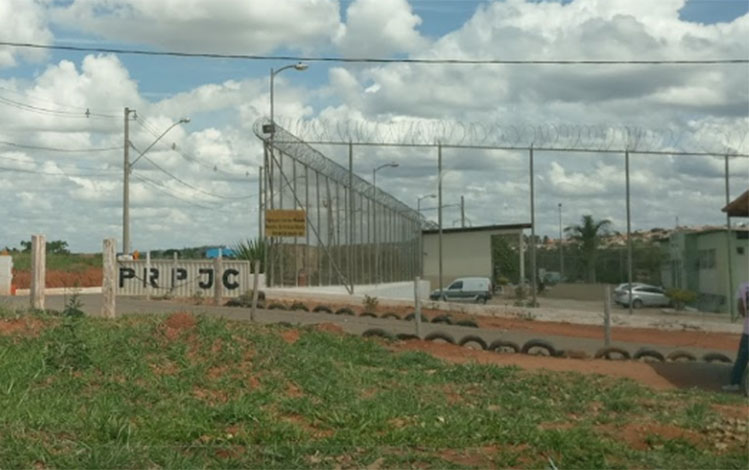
[
  {"left": 422, "top": 223, "right": 531, "bottom": 235},
  {"left": 722, "top": 189, "right": 749, "bottom": 217}
]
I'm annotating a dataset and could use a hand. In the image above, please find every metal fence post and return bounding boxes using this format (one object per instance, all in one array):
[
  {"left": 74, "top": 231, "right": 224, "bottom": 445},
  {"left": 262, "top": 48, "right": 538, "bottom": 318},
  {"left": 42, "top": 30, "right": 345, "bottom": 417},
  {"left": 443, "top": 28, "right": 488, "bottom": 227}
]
[
  {"left": 414, "top": 276, "right": 422, "bottom": 338},
  {"left": 604, "top": 285, "right": 611, "bottom": 347}
]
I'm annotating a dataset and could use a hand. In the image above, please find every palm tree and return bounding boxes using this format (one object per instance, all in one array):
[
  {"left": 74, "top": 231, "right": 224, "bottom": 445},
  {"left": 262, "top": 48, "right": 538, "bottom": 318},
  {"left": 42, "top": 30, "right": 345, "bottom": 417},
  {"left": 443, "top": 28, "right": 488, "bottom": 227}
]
[
  {"left": 564, "top": 215, "right": 611, "bottom": 283},
  {"left": 233, "top": 238, "right": 266, "bottom": 273}
]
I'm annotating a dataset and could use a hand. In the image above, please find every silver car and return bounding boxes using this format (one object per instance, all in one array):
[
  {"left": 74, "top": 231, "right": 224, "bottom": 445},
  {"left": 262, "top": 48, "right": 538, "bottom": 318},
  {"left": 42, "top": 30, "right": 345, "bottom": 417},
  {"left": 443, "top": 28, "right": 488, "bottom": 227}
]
[{"left": 615, "top": 284, "right": 671, "bottom": 308}]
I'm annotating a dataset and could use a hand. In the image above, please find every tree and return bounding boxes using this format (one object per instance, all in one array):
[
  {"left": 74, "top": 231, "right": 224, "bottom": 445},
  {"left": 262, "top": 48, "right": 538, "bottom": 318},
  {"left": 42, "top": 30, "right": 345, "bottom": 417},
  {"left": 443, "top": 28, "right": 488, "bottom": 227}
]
[
  {"left": 233, "top": 238, "right": 266, "bottom": 273},
  {"left": 564, "top": 215, "right": 611, "bottom": 283}
]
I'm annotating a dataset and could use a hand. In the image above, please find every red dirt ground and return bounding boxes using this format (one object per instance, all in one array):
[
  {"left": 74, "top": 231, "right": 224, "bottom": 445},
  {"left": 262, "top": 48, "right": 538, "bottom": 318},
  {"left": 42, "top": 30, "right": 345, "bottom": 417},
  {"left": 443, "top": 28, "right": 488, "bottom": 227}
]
[
  {"left": 388, "top": 339, "right": 747, "bottom": 395},
  {"left": 12, "top": 267, "right": 102, "bottom": 289},
  {"left": 0, "top": 318, "right": 48, "bottom": 337}
]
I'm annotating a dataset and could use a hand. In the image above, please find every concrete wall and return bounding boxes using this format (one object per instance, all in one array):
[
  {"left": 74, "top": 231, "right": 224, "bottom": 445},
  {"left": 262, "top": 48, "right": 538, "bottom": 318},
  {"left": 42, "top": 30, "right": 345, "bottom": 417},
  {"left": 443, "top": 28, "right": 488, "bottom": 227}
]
[
  {"left": 0, "top": 256, "right": 12, "bottom": 295},
  {"left": 268, "top": 280, "right": 432, "bottom": 302},
  {"left": 422, "top": 228, "right": 522, "bottom": 289}
]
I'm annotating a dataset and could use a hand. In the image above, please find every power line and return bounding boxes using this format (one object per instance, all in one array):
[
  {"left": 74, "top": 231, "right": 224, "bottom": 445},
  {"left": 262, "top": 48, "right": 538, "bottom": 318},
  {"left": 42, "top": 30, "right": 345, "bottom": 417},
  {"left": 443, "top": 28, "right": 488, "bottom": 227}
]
[
  {"left": 0, "top": 41, "right": 746, "bottom": 65},
  {"left": 0, "top": 94, "right": 117, "bottom": 119},
  {"left": 0, "top": 153, "right": 119, "bottom": 173},
  {"left": 130, "top": 142, "right": 256, "bottom": 200},
  {"left": 0, "top": 163, "right": 116, "bottom": 177},
  {"left": 0, "top": 140, "right": 121, "bottom": 153},
  {"left": 132, "top": 173, "right": 222, "bottom": 210},
  {"left": 134, "top": 116, "right": 238, "bottom": 176},
  {"left": 0, "top": 85, "right": 119, "bottom": 118}
]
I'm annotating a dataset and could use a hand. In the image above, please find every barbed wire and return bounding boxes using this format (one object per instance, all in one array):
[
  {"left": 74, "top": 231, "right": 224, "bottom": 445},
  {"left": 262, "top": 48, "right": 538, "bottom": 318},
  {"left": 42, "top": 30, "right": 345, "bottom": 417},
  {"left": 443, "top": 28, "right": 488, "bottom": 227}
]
[
  {"left": 270, "top": 117, "right": 749, "bottom": 156},
  {"left": 255, "top": 119, "right": 423, "bottom": 223}
]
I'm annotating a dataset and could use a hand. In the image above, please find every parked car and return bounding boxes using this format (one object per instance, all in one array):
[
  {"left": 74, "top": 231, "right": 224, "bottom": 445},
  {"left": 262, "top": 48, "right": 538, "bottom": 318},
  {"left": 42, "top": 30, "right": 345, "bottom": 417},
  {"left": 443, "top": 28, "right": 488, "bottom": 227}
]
[
  {"left": 614, "top": 284, "right": 671, "bottom": 308},
  {"left": 430, "top": 277, "right": 492, "bottom": 304},
  {"left": 613, "top": 282, "right": 648, "bottom": 295}
]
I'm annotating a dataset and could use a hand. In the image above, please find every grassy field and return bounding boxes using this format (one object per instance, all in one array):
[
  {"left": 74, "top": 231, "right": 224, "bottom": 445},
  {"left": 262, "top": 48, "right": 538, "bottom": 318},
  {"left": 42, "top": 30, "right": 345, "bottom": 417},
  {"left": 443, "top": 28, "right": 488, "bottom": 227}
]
[
  {"left": 9, "top": 252, "right": 102, "bottom": 272},
  {"left": 0, "top": 307, "right": 746, "bottom": 469}
]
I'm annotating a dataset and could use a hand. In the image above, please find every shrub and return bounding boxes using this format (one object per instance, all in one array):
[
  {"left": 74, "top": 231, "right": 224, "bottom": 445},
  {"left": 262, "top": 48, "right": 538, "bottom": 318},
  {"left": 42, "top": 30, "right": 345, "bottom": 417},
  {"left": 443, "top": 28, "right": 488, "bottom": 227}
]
[
  {"left": 362, "top": 295, "right": 379, "bottom": 312},
  {"left": 665, "top": 288, "right": 697, "bottom": 310}
]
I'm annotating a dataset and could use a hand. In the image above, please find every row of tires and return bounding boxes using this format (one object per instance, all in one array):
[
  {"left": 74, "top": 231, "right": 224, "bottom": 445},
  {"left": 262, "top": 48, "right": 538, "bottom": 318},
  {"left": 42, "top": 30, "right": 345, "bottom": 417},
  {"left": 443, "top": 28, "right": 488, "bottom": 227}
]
[
  {"left": 359, "top": 329, "right": 735, "bottom": 364},
  {"left": 267, "top": 302, "right": 480, "bottom": 328}
]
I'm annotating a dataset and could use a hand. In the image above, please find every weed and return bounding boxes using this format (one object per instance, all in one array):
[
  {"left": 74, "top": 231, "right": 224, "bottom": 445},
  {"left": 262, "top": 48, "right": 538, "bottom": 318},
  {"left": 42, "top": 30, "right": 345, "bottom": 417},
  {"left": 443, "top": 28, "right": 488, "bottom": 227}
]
[
  {"left": 43, "top": 296, "right": 90, "bottom": 371},
  {"left": 363, "top": 295, "right": 379, "bottom": 312},
  {"left": 191, "top": 290, "right": 204, "bottom": 305}
]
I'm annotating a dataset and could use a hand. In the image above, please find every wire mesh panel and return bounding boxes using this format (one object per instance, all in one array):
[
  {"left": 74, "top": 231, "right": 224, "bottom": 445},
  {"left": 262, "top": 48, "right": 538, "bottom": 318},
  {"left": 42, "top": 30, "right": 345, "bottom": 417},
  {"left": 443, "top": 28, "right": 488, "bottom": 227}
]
[{"left": 256, "top": 120, "right": 424, "bottom": 289}]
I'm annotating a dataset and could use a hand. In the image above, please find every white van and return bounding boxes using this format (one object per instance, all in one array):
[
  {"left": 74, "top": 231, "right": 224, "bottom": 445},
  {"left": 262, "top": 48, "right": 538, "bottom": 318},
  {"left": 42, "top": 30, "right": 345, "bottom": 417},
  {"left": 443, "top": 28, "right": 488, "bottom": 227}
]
[{"left": 430, "top": 277, "right": 492, "bottom": 304}]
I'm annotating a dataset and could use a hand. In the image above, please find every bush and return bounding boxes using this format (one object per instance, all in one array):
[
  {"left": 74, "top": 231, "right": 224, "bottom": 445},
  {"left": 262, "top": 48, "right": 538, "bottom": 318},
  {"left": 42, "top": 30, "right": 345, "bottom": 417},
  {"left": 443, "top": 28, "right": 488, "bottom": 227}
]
[
  {"left": 44, "top": 295, "right": 90, "bottom": 371},
  {"left": 362, "top": 295, "right": 379, "bottom": 312},
  {"left": 665, "top": 288, "right": 697, "bottom": 310}
]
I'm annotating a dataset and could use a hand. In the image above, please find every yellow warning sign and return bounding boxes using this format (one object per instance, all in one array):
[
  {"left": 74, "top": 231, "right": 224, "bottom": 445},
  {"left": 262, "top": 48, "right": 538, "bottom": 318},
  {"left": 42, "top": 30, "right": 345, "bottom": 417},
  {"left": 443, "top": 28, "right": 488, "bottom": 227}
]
[{"left": 265, "top": 210, "right": 306, "bottom": 237}]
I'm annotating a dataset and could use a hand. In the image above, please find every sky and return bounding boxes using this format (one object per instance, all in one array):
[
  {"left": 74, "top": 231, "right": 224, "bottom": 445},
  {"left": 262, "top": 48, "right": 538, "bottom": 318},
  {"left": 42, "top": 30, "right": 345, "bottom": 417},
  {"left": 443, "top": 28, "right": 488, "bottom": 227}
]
[{"left": 0, "top": 0, "right": 747, "bottom": 253}]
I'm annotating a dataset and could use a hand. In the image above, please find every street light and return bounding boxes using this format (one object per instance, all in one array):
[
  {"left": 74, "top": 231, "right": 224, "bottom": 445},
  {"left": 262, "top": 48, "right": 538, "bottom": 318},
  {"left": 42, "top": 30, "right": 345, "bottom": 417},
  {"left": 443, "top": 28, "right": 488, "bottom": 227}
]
[
  {"left": 417, "top": 193, "right": 436, "bottom": 214},
  {"left": 372, "top": 162, "right": 399, "bottom": 284},
  {"left": 269, "top": 62, "right": 308, "bottom": 134},
  {"left": 123, "top": 115, "right": 190, "bottom": 255}
]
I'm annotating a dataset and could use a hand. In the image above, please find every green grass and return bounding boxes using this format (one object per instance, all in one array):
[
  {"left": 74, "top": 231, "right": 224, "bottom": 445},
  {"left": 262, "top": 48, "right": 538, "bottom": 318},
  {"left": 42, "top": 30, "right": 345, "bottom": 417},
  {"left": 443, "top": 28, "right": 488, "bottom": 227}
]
[
  {"left": 0, "top": 311, "right": 746, "bottom": 469},
  {"left": 10, "top": 253, "right": 101, "bottom": 272}
]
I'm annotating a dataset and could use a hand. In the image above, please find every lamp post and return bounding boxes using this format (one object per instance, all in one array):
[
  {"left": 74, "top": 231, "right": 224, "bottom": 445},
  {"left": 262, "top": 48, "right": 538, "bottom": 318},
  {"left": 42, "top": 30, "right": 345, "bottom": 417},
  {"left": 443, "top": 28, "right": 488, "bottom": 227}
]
[
  {"left": 417, "top": 194, "right": 436, "bottom": 277},
  {"left": 558, "top": 202, "right": 564, "bottom": 280},
  {"left": 372, "top": 162, "right": 399, "bottom": 284},
  {"left": 269, "top": 62, "right": 308, "bottom": 135},
  {"left": 123, "top": 115, "right": 189, "bottom": 255},
  {"left": 267, "top": 62, "right": 307, "bottom": 286}
]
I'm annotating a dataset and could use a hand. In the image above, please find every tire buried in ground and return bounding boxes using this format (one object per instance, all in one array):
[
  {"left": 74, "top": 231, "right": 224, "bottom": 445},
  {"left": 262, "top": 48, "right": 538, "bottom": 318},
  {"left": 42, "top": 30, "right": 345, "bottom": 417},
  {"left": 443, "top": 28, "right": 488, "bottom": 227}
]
[
  {"left": 459, "top": 335, "right": 487, "bottom": 350},
  {"left": 359, "top": 312, "right": 378, "bottom": 318},
  {"left": 431, "top": 315, "right": 453, "bottom": 325},
  {"left": 424, "top": 332, "right": 455, "bottom": 344},
  {"left": 702, "top": 352, "right": 732, "bottom": 364},
  {"left": 335, "top": 307, "right": 355, "bottom": 316},
  {"left": 521, "top": 339, "right": 558, "bottom": 357},
  {"left": 455, "top": 319, "right": 479, "bottom": 328},
  {"left": 268, "top": 303, "right": 286, "bottom": 310},
  {"left": 666, "top": 350, "right": 697, "bottom": 362},
  {"left": 276, "top": 321, "right": 294, "bottom": 328},
  {"left": 633, "top": 348, "right": 665, "bottom": 362},
  {"left": 488, "top": 340, "right": 520, "bottom": 353},
  {"left": 396, "top": 333, "right": 420, "bottom": 341},
  {"left": 362, "top": 328, "right": 395, "bottom": 340},
  {"left": 380, "top": 312, "right": 401, "bottom": 320},
  {"left": 290, "top": 302, "right": 309, "bottom": 312},
  {"left": 312, "top": 305, "right": 333, "bottom": 314},
  {"left": 594, "top": 347, "right": 631, "bottom": 360},
  {"left": 404, "top": 313, "right": 429, "bottom": 322}
]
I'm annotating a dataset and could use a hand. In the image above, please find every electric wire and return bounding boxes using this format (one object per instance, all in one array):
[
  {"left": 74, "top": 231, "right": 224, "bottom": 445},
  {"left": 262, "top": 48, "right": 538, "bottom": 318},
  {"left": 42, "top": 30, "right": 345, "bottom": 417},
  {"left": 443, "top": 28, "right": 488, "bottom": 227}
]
[
  {"left": 129, "top": 141, "right": 256, "bottom": 201},
  {"left": 0, "top": 140, "right": 121, "bottom": 153},
  {"left": 0, "top": 41, "right": 746, "bottom": 65}
]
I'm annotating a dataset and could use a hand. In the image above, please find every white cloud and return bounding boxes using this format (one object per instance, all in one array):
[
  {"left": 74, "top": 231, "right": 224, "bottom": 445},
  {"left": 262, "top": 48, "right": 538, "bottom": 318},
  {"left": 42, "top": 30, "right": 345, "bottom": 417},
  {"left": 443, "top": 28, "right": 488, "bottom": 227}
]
[
  {"left": 0, "top": 0, "right": 53, "bottom": 68},
  {"left": 335, "top": 0, "right": 427, "bottom": 57},
  {"left": 51, "top": 0, "right": 343, "bottom": 54}
]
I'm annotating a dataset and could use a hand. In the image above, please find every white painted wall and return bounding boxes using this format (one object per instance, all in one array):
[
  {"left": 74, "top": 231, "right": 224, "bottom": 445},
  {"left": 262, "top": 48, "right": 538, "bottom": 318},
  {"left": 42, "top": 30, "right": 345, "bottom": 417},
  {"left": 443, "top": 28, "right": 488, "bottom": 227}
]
[
  {"left": 0, "top": 256, "right": 12, "bottom": 295},
  {"left": 422, "top": 228, "right": 523, "bottom": 289},
  {"left": 269, "top": 280, "right": 431, "bottom": 302}
]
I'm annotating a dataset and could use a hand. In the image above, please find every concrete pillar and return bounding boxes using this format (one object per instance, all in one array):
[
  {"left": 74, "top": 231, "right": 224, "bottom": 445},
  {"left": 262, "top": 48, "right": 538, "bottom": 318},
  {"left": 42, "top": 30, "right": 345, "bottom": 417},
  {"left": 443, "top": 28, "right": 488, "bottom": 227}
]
[
  {"left": 102, "top": 239, "right": 117, "bottom": 318},
  {"left": 30, "top": 234, "right": 45, "bottom": 310}
]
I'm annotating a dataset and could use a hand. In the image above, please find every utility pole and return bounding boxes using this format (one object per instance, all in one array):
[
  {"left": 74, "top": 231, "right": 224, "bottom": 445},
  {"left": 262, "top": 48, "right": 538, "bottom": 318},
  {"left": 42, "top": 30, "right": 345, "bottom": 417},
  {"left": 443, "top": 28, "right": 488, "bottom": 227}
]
[
  {"left": 460, "top": 195, "right": 465, "bottom": 228},
  {"left": 258, "top": 166, "right": 264, "bottom": 240},
  {"left": 558, "top": 203, "right": 564, "bottom": 279},
  {"left": 438, "top": 143, "right": 443, "bottom": 295},
  {"left": 122, "top": 107, "right": 135, "bottom": 255}
]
